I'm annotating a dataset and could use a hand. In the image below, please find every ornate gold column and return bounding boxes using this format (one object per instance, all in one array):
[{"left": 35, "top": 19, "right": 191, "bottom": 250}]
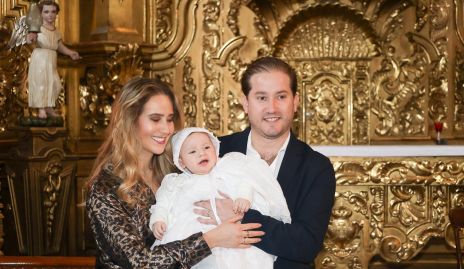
[{"left": 4, "top": 128, "right": 76, "bottom": 255}]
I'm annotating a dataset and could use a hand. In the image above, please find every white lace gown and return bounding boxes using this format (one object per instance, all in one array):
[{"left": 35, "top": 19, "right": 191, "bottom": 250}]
[
  {"left": 150, "top": 152, "right": 291, "bottom": 269},
  {"left": 28, "top": 26, "right": 62, "bottom": 108}
]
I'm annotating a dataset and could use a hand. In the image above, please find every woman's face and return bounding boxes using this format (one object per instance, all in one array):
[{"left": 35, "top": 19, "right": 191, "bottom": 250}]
[
  {"left": 41, "top": 5, "right": 58, "bottom": 25},
  {"left": 136, "top": 94, "right": 175, "bottom": 164}
]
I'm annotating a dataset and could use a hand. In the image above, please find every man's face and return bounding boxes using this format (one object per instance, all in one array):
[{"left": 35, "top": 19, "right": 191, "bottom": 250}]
[{"left": 242, "top": 70, "right": 299, "bottom": 140}]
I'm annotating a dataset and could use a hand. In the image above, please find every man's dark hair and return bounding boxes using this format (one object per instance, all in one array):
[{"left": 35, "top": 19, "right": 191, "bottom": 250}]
[{"left": 240, "top": 56, "right": 297, "bottom": 96}]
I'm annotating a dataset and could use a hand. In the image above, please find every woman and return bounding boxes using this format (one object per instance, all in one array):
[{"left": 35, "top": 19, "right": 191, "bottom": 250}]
[{"left": 86, "top": 77, "right": 263, "bottom": 268}]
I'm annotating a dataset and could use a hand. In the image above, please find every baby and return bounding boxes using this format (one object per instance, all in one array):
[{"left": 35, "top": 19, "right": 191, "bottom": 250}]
[{"left": 149, "top": 127, "right": 291, "bottom": 269}]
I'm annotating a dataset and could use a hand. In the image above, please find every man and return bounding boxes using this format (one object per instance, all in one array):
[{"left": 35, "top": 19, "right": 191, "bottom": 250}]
[{"left": 197, "top": 56, "right": 336, "bottom": 269}]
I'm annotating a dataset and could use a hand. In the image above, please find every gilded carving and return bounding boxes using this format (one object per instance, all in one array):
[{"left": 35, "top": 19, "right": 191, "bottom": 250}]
[
  {"left": 371, "top": 46, "right": 427, "bottom": 137},
  {"left": 428, "top": 0, "right": 449, "bottom": 123},
  {"left": 155, "top": 72, "right": 173, "bottom": 86},
  {"left": 389, "top": 186, "right": 426, "bottom": 227},
  {"left": 333, "top": 161, "right": 371, "bottom": 185},
  {"left": 0, "top": 43, "right": 30, "bottom": 132},
  {"left": 275, "top": 11, "right": 378, "bottom": 59},
  {"left": 182, "top": 57, "right": 197, "bottom": 127},
  {"left": 248, "top": 2, "right": 272, "bottom": 57},
  {"left": 455, "top": 51, "right": 464, "bottom": 135},
  {"left": 202, "top": 0, "right": 222, "bottom": 131},
  {"left": 432, "top": 186, "right": 447, "bottom": 227},
  {"left": 352, "top": 63, "right": 369, "bottom": 144},
  {"left": 369, "top": 187, "right": 384, "bottom": 243},
  {"left": 43, "top": 162, "right": 63, "bottom": 246},
  {"left": 326, "top": 205, "right": 363, "bottom": 257},
  {"left": 227, "top": 90, "right": 247, "bottom": 133},
  {"left": 79, "top": 44, "right": 142, "bottom": 134},
  {"left": 227, "top": 0, "right": 241, "bottom": 36},
  {"left": 154, "top": 0, "right": 173, "bottom": 46}
]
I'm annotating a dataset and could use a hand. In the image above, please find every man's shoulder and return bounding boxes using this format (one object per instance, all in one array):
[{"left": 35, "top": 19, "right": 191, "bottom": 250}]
[
  {"left": 219, "top": 130, "right": 245, "bottom": 143},
  {"left": 290, "top": 136, "right": 332, "bottom": 165}
]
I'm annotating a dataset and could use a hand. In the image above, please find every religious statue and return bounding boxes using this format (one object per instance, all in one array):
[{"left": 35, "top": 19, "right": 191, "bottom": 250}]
[{"left": 9, "top": 0, "right": 80, "bottom": 126}]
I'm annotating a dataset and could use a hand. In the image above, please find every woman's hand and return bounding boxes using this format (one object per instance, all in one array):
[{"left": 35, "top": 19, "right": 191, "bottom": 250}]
[
  {"left": 202, "top": 215, "right": 264, "bottom": 249},
  {"left": 194, "top": 191, "right": 240, "bottom": 224}
]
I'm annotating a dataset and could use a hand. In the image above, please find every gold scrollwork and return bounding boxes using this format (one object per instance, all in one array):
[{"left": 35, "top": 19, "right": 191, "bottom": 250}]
[
  {"left": 43, "top": 162, "right": 63, "bottom": 246},
  {"left": 79, "top": 44, "right": 142, "bottom": 134},
  {"left": 154, "top": 0, "right": 173, "bottom": 46},
  {"left": 369, "top": 187, "right": 384, "bottom": 243},
  {"left": 202, "top": 0, "right": 222, "bottom": 132},
  {"left": 182, "top": 57, "right": 197, "bottom": 127},
  {"left": 389, "top": 186, "right": 426, "bottom": 227},
  {"left": 0, "top": 41, "right": 31, "bottom": 132},
  {"left": 371, "top": 46, "right": 427, "bottom": 137},
  {"left": 227, "top": 90, "right": 247, "bottom": 133}
]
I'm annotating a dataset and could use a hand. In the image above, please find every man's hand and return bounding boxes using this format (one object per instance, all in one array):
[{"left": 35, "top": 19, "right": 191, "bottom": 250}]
[{"left": 194, "top": 191, "right": 243, "bottom": 224}]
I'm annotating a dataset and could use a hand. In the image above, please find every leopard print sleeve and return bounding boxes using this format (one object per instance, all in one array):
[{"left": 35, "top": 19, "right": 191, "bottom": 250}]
[{"left": 86, "top": 170, "right": 211, "bottom": 268}]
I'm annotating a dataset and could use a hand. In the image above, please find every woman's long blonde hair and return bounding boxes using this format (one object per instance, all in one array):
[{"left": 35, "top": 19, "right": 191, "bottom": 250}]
[{"left": 87, "top": 77, "right": 181, "bottom": 206}]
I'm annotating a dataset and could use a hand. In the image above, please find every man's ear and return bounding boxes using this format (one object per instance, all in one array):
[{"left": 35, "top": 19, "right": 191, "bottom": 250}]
[{"left": 241, "top": 95, "right": 249, "bottom": 114}]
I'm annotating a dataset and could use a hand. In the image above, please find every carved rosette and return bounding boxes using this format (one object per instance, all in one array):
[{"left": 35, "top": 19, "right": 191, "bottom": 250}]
[
  {"left": 202, "top": 0, "right": 222, "bottom": 131},
  {"left": 79, "top": 44, "right": 143, "bottom": 134},
  {"left": 182, "top": 57, "right": 197, "bottom": 127}
]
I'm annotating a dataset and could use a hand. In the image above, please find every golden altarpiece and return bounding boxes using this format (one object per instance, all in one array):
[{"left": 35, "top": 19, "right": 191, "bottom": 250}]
[{"left": 1, "top": 0, "right": 464, "bottom": 268}]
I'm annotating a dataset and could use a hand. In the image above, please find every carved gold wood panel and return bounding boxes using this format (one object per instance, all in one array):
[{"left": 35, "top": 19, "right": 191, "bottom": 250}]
[{"left": 317, "top": 156, "right": 464, "bottom": 269}]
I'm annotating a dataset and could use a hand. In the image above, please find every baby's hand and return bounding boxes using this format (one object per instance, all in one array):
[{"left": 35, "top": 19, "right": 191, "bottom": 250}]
[
  {"left": 233, "top": 198, "right": 251, "bottom": 214},
  {"left": 153, "top": 221, "right": 167, "bottom": 240}
]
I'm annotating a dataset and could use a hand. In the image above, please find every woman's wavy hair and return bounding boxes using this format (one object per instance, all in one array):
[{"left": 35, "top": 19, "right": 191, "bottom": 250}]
[{"left": 87, "top": 77, "right": 181, "bottom": 206}]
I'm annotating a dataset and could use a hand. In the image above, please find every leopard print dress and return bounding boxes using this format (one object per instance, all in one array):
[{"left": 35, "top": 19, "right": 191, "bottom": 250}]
[{"left": 86, "top": 167, "right": 211, "bottom": 268}]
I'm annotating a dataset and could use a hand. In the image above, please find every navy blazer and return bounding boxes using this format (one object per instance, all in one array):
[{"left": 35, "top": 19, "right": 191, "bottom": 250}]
[{"left": 219, "top": 128, "right": 336, "bottom": 269}]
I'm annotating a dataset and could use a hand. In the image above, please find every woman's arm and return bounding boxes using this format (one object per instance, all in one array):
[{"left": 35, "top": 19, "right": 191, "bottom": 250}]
[{"left": 87, "top": 185, "right": 210, "bottom": 268}]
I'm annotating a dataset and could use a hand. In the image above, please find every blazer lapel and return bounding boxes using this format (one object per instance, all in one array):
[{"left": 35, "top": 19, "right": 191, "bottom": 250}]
[{"left": 276, "top": 133, "right": 304, "bottom": 191}]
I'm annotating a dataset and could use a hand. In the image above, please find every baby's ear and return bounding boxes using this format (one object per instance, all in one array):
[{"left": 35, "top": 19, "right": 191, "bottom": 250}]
[{"left": 178, "top": 158, "right": 185, "bottom": 169}]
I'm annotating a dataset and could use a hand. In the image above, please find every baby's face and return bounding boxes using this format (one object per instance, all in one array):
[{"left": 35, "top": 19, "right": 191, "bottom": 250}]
[{"left": 179, "top": 132, "right": 218, "bottom": 175}]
